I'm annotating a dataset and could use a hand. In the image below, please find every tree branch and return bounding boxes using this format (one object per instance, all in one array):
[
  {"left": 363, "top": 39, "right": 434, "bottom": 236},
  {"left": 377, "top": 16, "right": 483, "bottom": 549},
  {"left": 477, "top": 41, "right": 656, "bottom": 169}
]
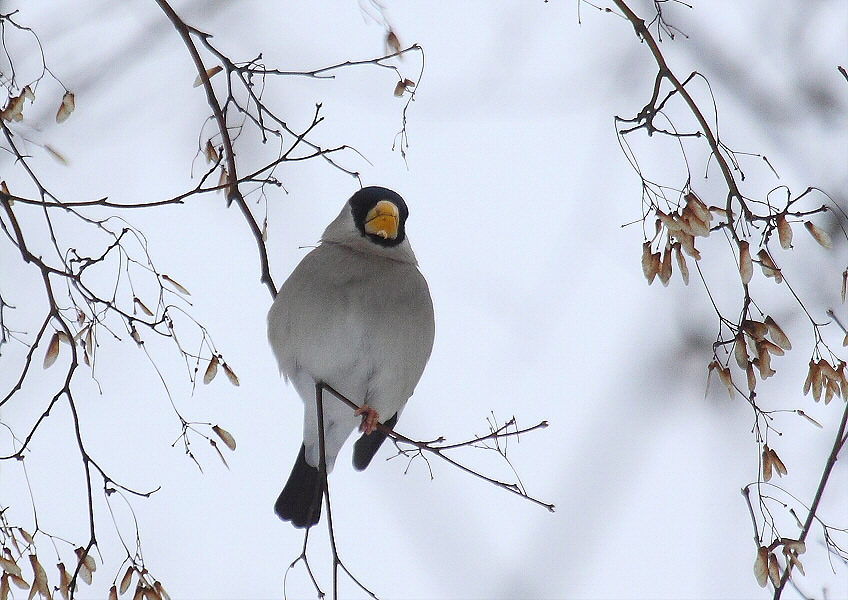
[
  {"left": 773, "top": 399, "right": 848, "bottom": 598},
  {"left": 154, "top": 0, "right": 277, "bottom": 296}
]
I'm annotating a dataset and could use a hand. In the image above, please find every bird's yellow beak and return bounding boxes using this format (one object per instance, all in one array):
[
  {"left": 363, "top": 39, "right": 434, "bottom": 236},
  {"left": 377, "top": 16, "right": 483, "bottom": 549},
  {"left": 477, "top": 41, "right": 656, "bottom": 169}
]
[{"left": 364, "top": 200, "right": 400, "bottom": 240}]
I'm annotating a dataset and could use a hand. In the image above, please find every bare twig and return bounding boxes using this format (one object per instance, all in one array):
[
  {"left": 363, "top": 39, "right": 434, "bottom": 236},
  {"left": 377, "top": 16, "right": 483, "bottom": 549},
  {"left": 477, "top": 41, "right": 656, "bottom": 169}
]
[
  {"left": 772, "top": 399, "right": 848, "bottom": 598},
  {"left": 319, "top": 383, "right": 554, "bottom": 512},
  {"left": 611, "top": 2, "right": 847, "bottom": 596}
]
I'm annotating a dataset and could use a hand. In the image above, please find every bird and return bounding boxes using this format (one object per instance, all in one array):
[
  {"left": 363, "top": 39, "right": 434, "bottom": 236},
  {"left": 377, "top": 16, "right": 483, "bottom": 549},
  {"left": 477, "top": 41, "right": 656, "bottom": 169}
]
[{"left": 267, "top": 186, "right": 435, "bottom": 528}]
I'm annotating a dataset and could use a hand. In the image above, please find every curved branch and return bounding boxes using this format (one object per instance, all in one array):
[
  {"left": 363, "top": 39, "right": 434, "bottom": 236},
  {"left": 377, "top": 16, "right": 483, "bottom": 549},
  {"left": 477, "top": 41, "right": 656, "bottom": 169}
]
[
  {"left": 154, "top": 0, "right": 277, "bottom": 297},
  {"left": 612, "top": 0, "right": 748, "bottom": 220}
]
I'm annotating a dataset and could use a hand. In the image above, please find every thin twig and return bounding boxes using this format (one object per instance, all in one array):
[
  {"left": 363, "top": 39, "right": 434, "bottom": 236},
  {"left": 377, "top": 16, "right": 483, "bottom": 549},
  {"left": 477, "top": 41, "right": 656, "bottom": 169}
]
[{"left": 773, "top": 399, "right": 848, "bottom": 598}]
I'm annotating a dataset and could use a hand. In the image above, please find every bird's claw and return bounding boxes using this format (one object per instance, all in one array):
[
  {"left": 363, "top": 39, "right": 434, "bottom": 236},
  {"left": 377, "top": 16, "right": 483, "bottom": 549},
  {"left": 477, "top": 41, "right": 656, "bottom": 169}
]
[{"left": 355, "top": 404, "right": 380, "bottom": 435}]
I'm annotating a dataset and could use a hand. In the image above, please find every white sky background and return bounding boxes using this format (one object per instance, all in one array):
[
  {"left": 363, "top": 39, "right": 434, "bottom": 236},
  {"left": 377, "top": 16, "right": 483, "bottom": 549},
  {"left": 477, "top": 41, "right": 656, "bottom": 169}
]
[{"left": 1, "top": 1, "right": 847, "bottom": 599}]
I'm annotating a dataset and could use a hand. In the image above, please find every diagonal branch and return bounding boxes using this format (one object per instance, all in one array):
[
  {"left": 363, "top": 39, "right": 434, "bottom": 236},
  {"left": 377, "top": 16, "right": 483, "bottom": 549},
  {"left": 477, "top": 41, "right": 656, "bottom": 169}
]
[
  {"left": 773, "top": 398, "right": 848, "bottom": 599},
  {"left": 611, "top": 0, "right": 749, "bottom": 221},
  {"left": 154, "top": 0, "right": 277, "bottom": 297},
  {"left": 319, "top": 383, "right": 554, "bottom": 512}
]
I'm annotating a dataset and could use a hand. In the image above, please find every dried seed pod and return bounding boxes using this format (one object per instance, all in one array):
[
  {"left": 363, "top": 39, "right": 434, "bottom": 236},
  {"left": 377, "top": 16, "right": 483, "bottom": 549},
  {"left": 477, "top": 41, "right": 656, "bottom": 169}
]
[
  {"left": 656, "top": 209, "right": 683, "bottom": 232},
  {"left": 717, "top": 365, "right": 734, "bottom": 399},
  {"left": 43, "top": 332, "right": 60, "bottom": 368},
  {"left": 84, "top": 326, "right": 95, "bottom": 364},
  {"left": 764, "top": 316, "right": 791, "bottom": 351},
  {"left": 734, "top": 332, "right": 749, "bottom": 369},
  {"left": 685, "top": 192, "right": 712, "bottom": 225},
  {"left": 842, "top": 270, "right": 847, "bottom": 303},
  {"left": 217, "top": 167, "right": 228, "bottom": 191},
  {"left": 222, "top": 362, "right": 240, "bottom": 386},
  {"left": 746, "top": 362, "right": 757, "bottom": 393},
  {"left": 812, "top": 364, "right": 824, "bottom": 401},
  {"left": 1, "top": 89, "right": 28, "bottom": 122},
  {"left": 756, "top": 345, "right": 775, "bottom": 379},
  {"left": 658, "top": 244, "right": 673, "bottom": 287},
  {"left": 739, "top": 241, "right": 753, "bottom": 284},
  {"left": 57, "top": 563, "right": 70, "bottom": 600},
  {"left": 672, "top": 242, "right": 689, "bottom": 285},
  {"left": 154, "top": 581, "right": 170, "bottom": 600},
  {"left": 825, "top": 378, "right": 839, "bottom": 404},
  {"left": 796, "top": 409, "right": 823, "bottom": 428},
  {"left": 83, "top": 554, "right": 97, "bottom": 573},
  {"left": 109, "top": 585, "right": 118, "bottom": 600},
  {"left": 133, "top": 297, "right": 154, "bottom": 317},
  {"left": 675, "top": 230, "right": 701, "bottom": 260},
  {"left": 837, "top": 362, "right": 848, "bottom": 399},
  {"left": 204, "top": 140, "right": 219, "bottom": 164},
  {"left": 73, "top": 548, "right": 93, "bottom": 585},
  {"left": 815, "top": 364, "right": 829, "bottom": 404},
  {"left": 768, "top": 552, "right": 781, "bottom": 586},
  {"left": 1, "top": 573, "right": 9, "bottom": 600},
  {"left": 193, "top": 65, "right": 223, "bottom": 88},
  {"left": 44, "top": 144, "right": 67, "bottom": 165},
  {"left": 818, "top": 359, "right": 839, "bottom": 381},
  {"left": 17, "top": 530, "right": 33, "bottom": 547},
  {"left": 0, "top": 556, "right": 22, "bottom": 578},
  {"left": 29, "top": 555, "right": 49, "bottom": 597},
  {"left": 709, "top": 205, "right": 729, "bottom": 220},
  {"left": 9, "top": 572, "right": 28, "bottom": 590},
  {"left": 804, "top": 220, "right": 832, "bottom": 249},
  {"left": 762, "top": 446, "right": 774, "bottom": 482},
  {"left": 203, "top": 356, "right": 219, "bottom": 384},
  {"left": 161, "top": 275, "right": 190, "bottom": 296},
  {"left": 754, "top": 546, "right": 769, "bottom": 587},
  {"left": 386, "top": 30, "right": 402, "bottom": 55},
  {"left": 143, "top": 584, "right": 160, "bottom": 600},
  {"left": 802, "top": 360, "right": 819, "bottom": 396},
  {"left": 757, "top": 249, "right": 782, "bottom": 283},
  {"left": 682, "top": 205, "right": 710, "bottom": 237},
  {"left": 650, "top": 252, "right": 661, "bottom": 283},
  {"left": 212, "top": 425, "right": 236, "bottom": 451},
  {"left": 641, "top": 241, "right": 655, "bottom": 283},
  {"left": 210, "top": 439, "right": 229, "bottom": 469},
  {"left": 393, "top": 79, "right": 415, "bottom": 97},
  {"left": 786, "top": 551, "right": 805, "bottom": 576},
  {"left": 758, "top": 339, "right": 785, "bottom": 357},
  {"left": 119, "top": 566, "right": 134, "bottom": 594},
  {"left": 742, "top": 321, "right": 766, "bottom": 341},
  {"left": 56, "top": 92, "right": 75, "bottom": 124},
  {"left": 777, "top": 214, "right": 793, "bottom": 249},
  {"left": 782, "top": 538, "right": 806, "bottom": 555},
  {"left": 742, "top": 320, "right": 769, "bottom": 340},
  {"left": 769, "top": 448, "right": 787, "bottom": 477}
]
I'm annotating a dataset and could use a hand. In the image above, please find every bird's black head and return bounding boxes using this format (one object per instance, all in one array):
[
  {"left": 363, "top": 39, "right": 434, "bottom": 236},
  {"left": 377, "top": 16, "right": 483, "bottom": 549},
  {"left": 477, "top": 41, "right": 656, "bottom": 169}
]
[{"left": 348, "top": 186, "right": 409, "bottom": 247}]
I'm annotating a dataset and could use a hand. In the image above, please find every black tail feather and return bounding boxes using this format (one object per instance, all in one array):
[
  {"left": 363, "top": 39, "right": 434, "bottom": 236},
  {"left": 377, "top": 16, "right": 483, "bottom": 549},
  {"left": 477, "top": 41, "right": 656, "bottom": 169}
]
[
  {"left": 275, "top": 444, "right": 322, "bottom": 528},
  {"left": 352, "top": 412, "right": 398, "bottom": 471}
]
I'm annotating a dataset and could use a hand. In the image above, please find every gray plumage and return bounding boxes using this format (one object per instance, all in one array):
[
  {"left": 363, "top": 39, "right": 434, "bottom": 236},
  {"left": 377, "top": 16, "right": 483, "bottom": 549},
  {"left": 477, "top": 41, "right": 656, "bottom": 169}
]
[{"left": 268, "top": 187, "right": 435, "bottom": 528}]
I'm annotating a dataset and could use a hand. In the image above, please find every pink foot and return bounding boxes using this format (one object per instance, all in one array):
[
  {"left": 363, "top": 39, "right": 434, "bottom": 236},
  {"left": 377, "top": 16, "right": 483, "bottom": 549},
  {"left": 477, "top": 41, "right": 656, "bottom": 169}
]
[{"left": 354, "top": 405, "right": 380, "bottom": 435}]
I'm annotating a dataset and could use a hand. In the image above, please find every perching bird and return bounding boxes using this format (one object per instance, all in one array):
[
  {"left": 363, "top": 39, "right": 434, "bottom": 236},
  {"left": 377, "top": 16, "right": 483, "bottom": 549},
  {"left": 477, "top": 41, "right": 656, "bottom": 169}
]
[{"left": 268, "top": 186, "right": 435, "bottom": 528}]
